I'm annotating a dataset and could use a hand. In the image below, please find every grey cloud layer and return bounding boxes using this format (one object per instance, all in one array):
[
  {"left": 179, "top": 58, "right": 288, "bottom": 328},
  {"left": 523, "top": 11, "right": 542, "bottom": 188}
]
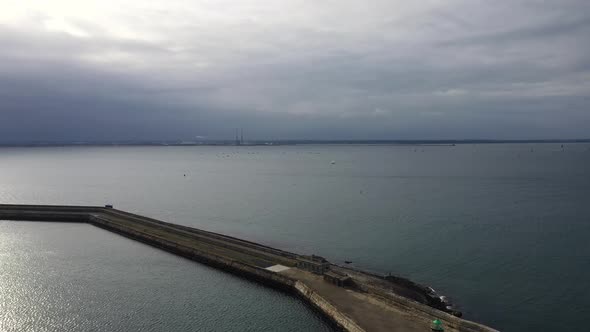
[{"left": 1, "top": 0, "right": 589, "bottom": 142}]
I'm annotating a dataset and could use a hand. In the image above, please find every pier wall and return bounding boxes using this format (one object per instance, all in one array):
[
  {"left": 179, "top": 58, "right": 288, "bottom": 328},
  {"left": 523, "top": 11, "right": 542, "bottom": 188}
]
[
  {"left": 89, "top": 215, "right": 297, "bottom": 290},
  {"left": 0, "top": 204, "right": 498, "bottom": 332},
  {"left": 89, "top": 214, "right": 357, "bottom": 331},
  {"left": 294, "top": 281, "right": 365, "bottom": 332},
  {"left": 0, "top": 204, "right": 94, "bottom": 222},
  {"left": 99, "top": 209, "right": 296, "bottom": 266},
  {"left": 103, "top": 209, "right": 298, "bottom": 261}
]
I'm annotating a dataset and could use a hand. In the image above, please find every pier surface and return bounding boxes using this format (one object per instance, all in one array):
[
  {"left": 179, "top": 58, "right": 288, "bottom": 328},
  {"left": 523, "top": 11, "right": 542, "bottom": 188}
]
[{"left": 0, "top": 204, "right": 497, "bottom": 332}]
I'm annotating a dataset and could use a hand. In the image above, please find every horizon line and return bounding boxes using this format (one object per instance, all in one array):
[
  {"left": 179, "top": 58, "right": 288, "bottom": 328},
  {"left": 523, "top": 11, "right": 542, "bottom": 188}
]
[{"left": 1, "top": 138, "right": 589, "bottom": 147}]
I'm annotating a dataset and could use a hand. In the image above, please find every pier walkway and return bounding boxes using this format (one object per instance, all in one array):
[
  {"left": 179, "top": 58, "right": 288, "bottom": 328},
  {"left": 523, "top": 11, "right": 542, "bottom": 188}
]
[{"left": 0, "top": 204, "right": 497, "bottom": 332}]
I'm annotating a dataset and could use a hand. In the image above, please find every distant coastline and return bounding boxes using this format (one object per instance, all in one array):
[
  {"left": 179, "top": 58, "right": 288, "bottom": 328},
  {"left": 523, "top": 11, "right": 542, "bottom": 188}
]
[{"left": 1, "top": 139, "right": 589, "bottom": 147}]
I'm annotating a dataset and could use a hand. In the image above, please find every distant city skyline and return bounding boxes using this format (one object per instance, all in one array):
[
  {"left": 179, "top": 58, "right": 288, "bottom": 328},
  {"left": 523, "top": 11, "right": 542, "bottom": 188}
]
[{"left": 1, "top": 1, "right": 589, "bottom": 142}]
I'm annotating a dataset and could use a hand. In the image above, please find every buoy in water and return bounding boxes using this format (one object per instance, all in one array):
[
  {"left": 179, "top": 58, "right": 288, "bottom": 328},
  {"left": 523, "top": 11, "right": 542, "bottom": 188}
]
[{"left": 330, "top": 160, "right": 336, "bottom": 165}]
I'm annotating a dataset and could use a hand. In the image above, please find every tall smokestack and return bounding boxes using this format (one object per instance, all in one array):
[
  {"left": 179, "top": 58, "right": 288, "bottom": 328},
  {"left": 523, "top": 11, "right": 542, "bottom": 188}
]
[{"left": 240, "top": 128, "right": 244, "bottom": 145}]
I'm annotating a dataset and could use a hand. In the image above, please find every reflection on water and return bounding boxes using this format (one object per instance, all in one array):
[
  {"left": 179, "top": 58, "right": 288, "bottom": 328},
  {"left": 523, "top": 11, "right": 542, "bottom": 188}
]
[{"left": 0, "top": 221, "right": 332, "bottom": 332}]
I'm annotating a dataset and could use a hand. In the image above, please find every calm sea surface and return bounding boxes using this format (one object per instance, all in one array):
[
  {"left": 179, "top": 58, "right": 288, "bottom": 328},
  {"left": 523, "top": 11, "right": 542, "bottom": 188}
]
[{"left": 1, "top": 144, "right": 589, "bottom": 331}]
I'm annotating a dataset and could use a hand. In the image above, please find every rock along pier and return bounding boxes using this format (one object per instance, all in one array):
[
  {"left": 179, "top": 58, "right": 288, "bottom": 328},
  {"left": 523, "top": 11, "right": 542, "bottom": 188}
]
[{"left": 0, "top": 204, "right": 497, "bottom": 332}]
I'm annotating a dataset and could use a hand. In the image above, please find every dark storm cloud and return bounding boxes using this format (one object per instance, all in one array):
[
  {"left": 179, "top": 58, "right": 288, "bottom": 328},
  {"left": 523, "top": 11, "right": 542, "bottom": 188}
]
[{"left": 0, "top": 0, "right": 589, "bottom": 142}]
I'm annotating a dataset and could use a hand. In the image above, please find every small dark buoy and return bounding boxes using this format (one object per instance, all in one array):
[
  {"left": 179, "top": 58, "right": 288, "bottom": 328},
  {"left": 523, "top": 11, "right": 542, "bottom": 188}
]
[{"left": 184, "top": 174, "right": 186, "bottom": 177}]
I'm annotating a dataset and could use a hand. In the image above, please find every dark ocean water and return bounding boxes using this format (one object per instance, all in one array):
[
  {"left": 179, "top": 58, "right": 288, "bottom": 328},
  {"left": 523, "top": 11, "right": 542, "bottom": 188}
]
[{"left": 1, "top": 143, "right": 589, "bottom": 331}]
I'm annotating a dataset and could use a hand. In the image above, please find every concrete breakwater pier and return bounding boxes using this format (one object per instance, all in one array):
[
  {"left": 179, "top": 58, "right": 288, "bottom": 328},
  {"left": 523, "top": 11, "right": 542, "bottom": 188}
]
[{"left": 0, "top": 204, "right": 497, "bottom": 332}]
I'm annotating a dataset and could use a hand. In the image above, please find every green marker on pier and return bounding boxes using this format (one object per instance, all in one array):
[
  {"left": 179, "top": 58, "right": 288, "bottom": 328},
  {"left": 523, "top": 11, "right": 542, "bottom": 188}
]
[{"left": 431, "top": 319, "right": 444, "bottom": 331}]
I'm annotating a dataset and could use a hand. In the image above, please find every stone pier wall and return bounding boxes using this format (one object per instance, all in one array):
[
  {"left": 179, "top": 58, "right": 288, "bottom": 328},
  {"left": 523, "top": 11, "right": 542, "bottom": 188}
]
[
  {"left": 294, "top": 281, "right": 365, "bottom": 332},
  {"left": 0, "top": 204, "right": 499, "bottom": 332},
  {"left": 89, "top": 214, "right": 358, "bottom": 331}
]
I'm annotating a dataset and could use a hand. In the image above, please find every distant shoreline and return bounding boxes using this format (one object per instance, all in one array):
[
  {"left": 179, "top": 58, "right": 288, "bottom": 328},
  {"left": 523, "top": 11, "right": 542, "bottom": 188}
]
[{"left": 0, "top": 139, "right": 589, "bottom": 147}]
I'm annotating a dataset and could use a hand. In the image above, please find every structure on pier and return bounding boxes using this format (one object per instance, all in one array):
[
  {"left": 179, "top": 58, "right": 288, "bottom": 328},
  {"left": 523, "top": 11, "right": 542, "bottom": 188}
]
[
  {"left": 296, "top": 255, "right": 330, "bottom": 274},
  {"left": 324, "top": 270, "right": 352, "bottom": 287}
]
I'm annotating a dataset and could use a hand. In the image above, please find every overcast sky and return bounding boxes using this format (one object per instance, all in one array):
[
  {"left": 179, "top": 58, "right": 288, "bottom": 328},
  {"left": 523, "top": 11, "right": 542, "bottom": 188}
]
[{"left": 1, "top": 0, "right": 589, "bottom": 142}]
